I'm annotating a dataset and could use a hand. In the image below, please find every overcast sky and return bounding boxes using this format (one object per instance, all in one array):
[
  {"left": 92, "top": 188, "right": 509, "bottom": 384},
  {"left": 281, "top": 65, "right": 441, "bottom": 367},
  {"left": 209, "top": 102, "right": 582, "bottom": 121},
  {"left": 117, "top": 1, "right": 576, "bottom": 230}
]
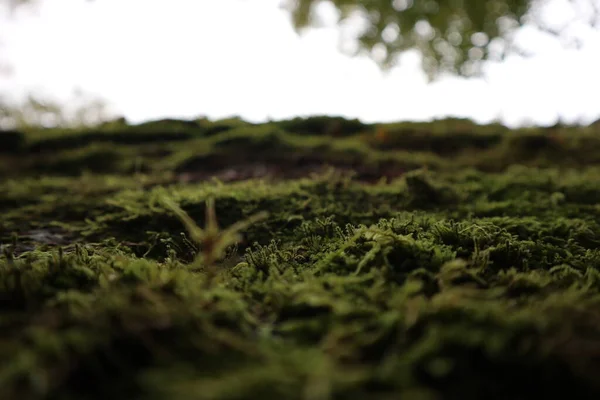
[{"left": 1, "top": 0, "right": 599, "bottom": 127}]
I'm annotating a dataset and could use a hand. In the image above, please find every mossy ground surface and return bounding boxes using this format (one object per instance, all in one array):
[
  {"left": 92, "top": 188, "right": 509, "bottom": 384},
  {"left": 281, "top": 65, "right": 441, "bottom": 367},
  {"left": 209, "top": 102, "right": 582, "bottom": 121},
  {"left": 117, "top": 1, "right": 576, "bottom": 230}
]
[{"left": 2, "top": 116, "right": 600, "bottom": 399}]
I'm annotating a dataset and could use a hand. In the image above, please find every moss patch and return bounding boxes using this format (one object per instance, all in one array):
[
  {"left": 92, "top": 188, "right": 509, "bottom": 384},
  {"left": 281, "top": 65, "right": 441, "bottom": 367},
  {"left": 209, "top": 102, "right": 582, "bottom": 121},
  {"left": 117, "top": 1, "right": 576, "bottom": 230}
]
[{"left": 2, "top": 116, "right": 600, "bottom": 399}]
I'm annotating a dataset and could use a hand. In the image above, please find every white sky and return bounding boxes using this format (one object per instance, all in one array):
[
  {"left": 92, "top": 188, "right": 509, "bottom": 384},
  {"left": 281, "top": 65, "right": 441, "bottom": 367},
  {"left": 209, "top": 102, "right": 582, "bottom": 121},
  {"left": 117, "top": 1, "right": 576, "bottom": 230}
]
[{"left": 0, "top": 0, "right": 599, "bottom": 127}]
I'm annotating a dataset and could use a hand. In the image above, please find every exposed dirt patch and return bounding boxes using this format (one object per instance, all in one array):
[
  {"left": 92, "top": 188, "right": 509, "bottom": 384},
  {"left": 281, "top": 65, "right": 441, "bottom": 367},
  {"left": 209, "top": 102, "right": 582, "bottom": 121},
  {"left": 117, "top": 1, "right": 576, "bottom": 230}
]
[
  {"left": 2, "top": 227, "right": 73, "bottom": 256},
  {"left": 176, "top": 161, "right": 409, "bottom": 184}
]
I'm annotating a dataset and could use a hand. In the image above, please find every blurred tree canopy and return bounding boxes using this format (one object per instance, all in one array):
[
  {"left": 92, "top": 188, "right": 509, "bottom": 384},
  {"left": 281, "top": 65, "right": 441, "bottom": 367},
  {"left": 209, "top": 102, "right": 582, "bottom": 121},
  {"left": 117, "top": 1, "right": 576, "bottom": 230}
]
[
  {"left": 284, "top": 0, "right": 600, "bottom": 79},
  {"left": 0, "top": 0, "right": 37, "bottom": 14},
  {"left": 2, "top": 0, "right": 599, "bottom": 81},
  {"left": 1, "top": 0, "right": 114, "bottom": 129},
  {"left": 0, "top": 90, "right": 115, "bottom": 129}
]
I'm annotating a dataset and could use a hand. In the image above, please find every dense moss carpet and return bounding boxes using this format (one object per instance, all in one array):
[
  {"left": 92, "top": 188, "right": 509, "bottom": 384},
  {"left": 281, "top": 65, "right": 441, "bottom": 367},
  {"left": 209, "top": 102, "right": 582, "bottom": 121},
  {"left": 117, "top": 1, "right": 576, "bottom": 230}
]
[{"left": 2, "top": 116, "right": 600, "bottom": 399}]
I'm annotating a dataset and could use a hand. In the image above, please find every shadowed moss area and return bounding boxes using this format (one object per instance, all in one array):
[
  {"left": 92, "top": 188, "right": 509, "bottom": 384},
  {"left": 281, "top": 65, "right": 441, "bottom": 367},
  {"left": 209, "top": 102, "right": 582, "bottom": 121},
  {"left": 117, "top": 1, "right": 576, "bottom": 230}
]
[
  {"left": 3, "top": 116, "right": 600, "bottom": 178},
  {"left": 2, "top": 116, "right": 600, "bottom": 399}
]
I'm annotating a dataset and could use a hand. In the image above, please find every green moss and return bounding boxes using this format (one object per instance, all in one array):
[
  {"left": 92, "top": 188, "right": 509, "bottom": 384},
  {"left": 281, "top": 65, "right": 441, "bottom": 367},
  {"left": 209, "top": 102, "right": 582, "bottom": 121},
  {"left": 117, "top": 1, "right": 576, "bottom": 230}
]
[
  {"left": 2, "top": 116, "right": 600, "bottom": 399},
  {"left": 0, "top": 130, "right": 26, "bottom": 153},
  {"left": 276, "top": 115, "right": 371, "bottom": 137}
]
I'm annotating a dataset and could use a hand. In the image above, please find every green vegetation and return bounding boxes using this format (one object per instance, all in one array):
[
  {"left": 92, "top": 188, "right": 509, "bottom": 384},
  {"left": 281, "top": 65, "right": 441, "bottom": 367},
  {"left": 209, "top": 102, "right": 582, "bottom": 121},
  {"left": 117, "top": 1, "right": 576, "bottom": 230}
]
[
  {"left": 6, "top": 0, "right": 597, "bottom": 79},
  {"left": 285, "top": 0, "right": 593, "bottom": 78},
  {"left": 2, "top": 116, "right": 600, "bottom": 399}
]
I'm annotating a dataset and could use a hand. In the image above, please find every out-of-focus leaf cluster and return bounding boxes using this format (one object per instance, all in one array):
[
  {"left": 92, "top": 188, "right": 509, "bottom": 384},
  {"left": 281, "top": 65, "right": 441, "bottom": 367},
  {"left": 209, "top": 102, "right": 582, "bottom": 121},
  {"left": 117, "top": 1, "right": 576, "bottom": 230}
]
[{"left": 286, "top": 0, "right": 562, "bottom": 79}]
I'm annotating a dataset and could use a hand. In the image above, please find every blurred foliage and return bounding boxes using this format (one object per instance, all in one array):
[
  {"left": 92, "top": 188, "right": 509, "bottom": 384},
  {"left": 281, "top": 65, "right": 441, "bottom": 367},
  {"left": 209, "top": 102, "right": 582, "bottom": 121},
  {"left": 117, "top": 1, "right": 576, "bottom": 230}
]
[
  {"left": 0, "top": 0, "right": 38, "bottom": 13},
  {"left": 0, "top": 90, "right": 117, "bottom": 129},
  {"left": 285, "top": 0, "right": 600, "bottom": 79},
  {"left": 1, "top": 0, "right": 110, "bottom": 130},
  {"left": 2, "top": 114, "right": 600, "bottom": 179},
  {"left": 4, "top": 0, "right": 600, "bottom": 81}
]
